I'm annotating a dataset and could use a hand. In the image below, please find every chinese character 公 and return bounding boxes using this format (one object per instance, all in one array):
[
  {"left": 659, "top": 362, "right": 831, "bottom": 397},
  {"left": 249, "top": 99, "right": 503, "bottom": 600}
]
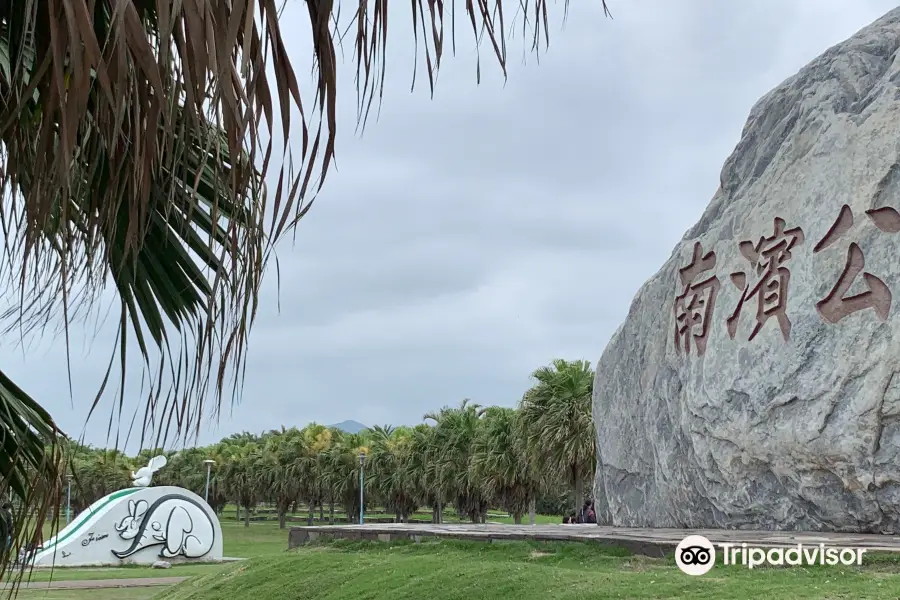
[{"left": 813, "top": 204, "right": 895, "bottom": 323}]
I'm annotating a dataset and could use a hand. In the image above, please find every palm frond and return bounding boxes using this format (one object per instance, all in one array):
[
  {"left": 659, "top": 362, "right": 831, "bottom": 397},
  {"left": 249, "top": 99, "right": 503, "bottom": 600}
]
[
  {"left": 0, "top": 368, "right": 61, "bottom": 588},
  {"left": 0, "top": 0, "right": 613, "bottom": 577}
]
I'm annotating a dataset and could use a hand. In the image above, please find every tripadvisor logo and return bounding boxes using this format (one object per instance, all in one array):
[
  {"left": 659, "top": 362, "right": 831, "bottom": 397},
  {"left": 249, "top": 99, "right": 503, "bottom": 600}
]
[
  {"left": 675, "top": 535, "right": 716, "bottom": 576},
  {"left": 674, "top": 535, "right": 867, "bottom": 575}
]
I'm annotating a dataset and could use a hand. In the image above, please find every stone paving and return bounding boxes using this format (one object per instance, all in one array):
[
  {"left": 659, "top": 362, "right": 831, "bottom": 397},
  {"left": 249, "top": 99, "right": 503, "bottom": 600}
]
[{"left": 288, "top": 523, "right": 900, "bottom": 557}]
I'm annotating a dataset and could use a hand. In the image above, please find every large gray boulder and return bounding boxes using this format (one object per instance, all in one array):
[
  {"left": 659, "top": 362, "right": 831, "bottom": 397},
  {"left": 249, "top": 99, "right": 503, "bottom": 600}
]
[{"left": 593, "top": 8, "right": 900, "bottom": 533}]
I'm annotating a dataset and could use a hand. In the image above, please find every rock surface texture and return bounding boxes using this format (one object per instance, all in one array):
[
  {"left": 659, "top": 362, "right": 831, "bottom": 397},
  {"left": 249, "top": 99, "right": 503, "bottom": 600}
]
[{"left": 592, "top": 8, "right": 900, "bottom": 533}]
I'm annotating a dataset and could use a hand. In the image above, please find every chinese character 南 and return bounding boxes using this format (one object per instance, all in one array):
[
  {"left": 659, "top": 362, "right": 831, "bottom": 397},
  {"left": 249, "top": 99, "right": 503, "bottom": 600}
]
[
  {"left": 674, "top": 242, "right": 720, "bottom": 357},
  {"left": 813, "top": 204, "right": 898, "bottom": 323},
  {"left": 726, "top": 217, "right": 805, "bottom": 342}
]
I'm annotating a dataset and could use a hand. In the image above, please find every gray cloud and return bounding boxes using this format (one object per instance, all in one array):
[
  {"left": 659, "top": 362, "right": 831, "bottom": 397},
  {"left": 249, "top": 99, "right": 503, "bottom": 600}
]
[{"left": 2, "top": 0, "right": 898, "bottom": 449}]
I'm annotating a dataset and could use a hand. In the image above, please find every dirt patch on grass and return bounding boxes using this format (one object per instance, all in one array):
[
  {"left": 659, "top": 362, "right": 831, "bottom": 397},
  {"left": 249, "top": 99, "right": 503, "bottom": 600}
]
[
  {"left": 617, "top": 556, "right": 660, "bottom": 572},
  {"left": 868, "top": 571, "right": 900, "bottom": 579}
]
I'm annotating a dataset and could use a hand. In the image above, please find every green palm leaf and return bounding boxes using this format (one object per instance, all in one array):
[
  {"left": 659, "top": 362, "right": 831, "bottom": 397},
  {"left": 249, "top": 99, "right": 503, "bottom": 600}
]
[{"left": 519, "top": 359, "right": 596, "bottom": 517}]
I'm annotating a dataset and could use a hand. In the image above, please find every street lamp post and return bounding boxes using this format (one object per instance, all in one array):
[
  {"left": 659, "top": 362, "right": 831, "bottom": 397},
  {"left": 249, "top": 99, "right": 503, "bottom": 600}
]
[
  {"left": 203, "top": 460, "right": 215, "bottom": 503},
  {"left": 65, "top": 475, "right": 72, "bottom": 525},
  {"left": 358, "top": 452, "right": 366, "bottom": 525}
]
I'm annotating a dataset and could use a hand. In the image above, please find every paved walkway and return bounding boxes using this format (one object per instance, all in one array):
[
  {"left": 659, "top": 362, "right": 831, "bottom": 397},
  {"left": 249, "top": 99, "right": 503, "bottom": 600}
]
[
  {"left": 289, "top": 523, "right": 900, "bottom": 557},
  {"left": 2, "top": 576, "right": 187, "bottom": 590}
]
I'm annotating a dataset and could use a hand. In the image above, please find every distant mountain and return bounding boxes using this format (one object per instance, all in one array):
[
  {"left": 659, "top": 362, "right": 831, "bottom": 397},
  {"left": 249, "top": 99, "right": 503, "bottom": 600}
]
[{"left": 330, "top": 420, "right": 368, "bottom": 434}]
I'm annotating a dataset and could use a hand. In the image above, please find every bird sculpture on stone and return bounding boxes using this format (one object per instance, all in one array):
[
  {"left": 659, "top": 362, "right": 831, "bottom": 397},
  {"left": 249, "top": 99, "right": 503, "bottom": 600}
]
[{"left": 131, "top": 455, "right": 168, "bottom": 488}]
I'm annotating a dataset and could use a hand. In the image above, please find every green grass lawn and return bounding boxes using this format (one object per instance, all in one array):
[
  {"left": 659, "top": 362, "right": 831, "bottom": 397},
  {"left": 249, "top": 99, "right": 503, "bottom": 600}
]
[
  {"left": 15, "top": 517, "right": 900, "bottom": 599},
  {"left": 11, "top": 520, "right": 285, "bottom": 584},
  {"left": 20, "top": 509, "right": 559, "bottom": 585},
  {"left": 152, "top": 539, "right": 900, "bottom": 600},
  {"left": 489, "top": 513, "right": 560, "bottom": 525}
]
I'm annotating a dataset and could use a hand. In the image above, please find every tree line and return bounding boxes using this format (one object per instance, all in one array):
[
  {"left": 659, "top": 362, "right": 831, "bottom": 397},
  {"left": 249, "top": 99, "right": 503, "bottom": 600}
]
[{"left": 62, "top": 359, "right": 596, "bottom": 528}]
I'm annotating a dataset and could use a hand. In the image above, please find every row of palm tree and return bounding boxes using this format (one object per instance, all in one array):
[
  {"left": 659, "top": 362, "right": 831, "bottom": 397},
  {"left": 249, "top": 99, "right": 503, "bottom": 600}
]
[{"left": 62, "top": 359, "right": 596, "bottom": 528}]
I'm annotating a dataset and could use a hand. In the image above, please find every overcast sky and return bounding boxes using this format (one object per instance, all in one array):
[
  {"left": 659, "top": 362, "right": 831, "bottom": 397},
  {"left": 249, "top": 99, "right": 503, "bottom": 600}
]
[{"left": 3, "top": 0, "right": 898, "bottom": 450}]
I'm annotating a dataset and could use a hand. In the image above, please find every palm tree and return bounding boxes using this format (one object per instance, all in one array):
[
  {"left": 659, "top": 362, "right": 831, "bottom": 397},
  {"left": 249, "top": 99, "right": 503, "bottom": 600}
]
[
  {"left": 259, "top": 429, "right": 313, "bottom": 529},
  {"left": 297, "top": 423, "right": 336, "bottom": 524},
  {"left": 405, "top": 424, "right": 444, "bottom": 523},
  {"left": 368, "top": 426, "right": 417, "bottom": 522},
  {"left": 320, "top": 432, "right": 370, "bottom": 523},
  {"left": 68, "top": 447, "right": 133, "bottom": 514},
  {"left": 159, "top": 448, "right": 213, "bottom": 498},
  {"left": 425, "top": 400, "right": 489, "bottom": 523},
  {"left": 203, "top": 444, "right": 229, "bottom": 515},
  {"left": 302, "top": 424, "right": 339, "bottom": 523},
  {"left": 0, "top": 0, "right": 612, "bottom": 574},
  {"left": 220, "top": 440, "right": 263, "bottom": 527},
  {"left": 470, "top": 407, "right": 540, "bottom": 524},
  {"left": 519, "top": 359, "right": 596, "bottom": 518}
]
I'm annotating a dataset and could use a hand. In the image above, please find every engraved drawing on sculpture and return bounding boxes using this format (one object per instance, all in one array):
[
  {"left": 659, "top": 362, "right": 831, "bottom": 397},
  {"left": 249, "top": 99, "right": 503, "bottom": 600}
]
[
  {"left": 112, "top": 495, "right": 216, "bottom": 560},
  {"left": 673, "top": 242, "right": 720, "bottom": 356},
  {"left": 726, "top": 217, "right": 805, "bottom": 342},
  {"left": 813, "top": 204, "right": 897, "bottom": 323}
]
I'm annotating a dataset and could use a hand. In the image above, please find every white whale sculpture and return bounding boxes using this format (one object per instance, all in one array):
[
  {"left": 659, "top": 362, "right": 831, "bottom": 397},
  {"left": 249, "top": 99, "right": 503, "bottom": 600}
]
[{"left": 30, "top": 486, "right": 223, "bottom": 567}]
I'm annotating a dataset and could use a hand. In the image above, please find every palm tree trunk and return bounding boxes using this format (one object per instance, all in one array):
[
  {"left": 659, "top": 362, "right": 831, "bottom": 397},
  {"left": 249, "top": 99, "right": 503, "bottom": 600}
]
[
  {"left": 329, "top": 500, "right": 335, "bottom": 525},
  {"left": 319, "top": 502, "right": 324, "bottom": 521},
  {"left": 235, "top": 505, "right": 240, "bottom": 522},
  {"left": 573, "top": 466, "right": 584, "bottom": 517},
  {"left": 278, "top": 510, "right": 286, "bottom": 529},
  {"left": 395, "top": 510, "right": 401, "bottom": 523},
  {"left": 528, "top": 498, "right": 536, "bottom": 526},
  {"left": 513, "top": 512, "right": 522, "bottom": 525},
  {"left": 307, "top": 503, "right": 314, "bottom": 526},
  {"left": 243, "top": 505, "right": 250, "bottom": 528}
]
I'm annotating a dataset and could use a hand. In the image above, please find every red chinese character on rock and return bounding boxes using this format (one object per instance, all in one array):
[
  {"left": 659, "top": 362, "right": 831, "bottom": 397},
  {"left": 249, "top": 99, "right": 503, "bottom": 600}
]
[
  {"left": 813, "top": 204, "right": 894, "bottom": 323},
  {"left": 726, "top": 217, "right": 805, "bottom": 342},
  {"left": 674, "top": 242, "right": 720, "bottom": 357}
]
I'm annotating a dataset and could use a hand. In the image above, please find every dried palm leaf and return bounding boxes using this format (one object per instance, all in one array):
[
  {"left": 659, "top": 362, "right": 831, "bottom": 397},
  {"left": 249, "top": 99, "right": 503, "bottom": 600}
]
[{"left": 0, "top": 0, "right": 611, "bottom": 588}]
